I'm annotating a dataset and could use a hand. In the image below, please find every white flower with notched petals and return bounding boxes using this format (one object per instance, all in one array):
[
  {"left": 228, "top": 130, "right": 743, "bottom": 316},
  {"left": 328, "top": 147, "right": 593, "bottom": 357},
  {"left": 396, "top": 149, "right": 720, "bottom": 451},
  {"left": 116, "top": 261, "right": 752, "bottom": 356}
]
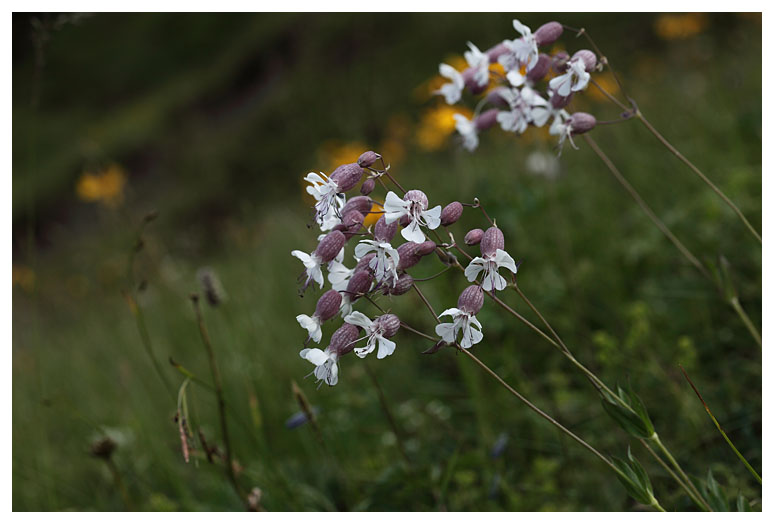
[
  {"left": 454, "top": 114, "right": 479, "bottom": 152},
  {"left": 437, "top": 63, "right": 465, "bottom": 105},
  {"left": 383, "top": 191, "right": 442, "bottom": 243},
  {"left": 499, "top": 19, "right": 539, "bottom": 72},
  {"left": 548, "top": 111, "right": 577, "bottom": 151},
  {"left": 548, "top": 57, "right": 590, "bottom": 97},
  {"left": 464, "top": 249, "right": 518, "bottom": 291},
  {"left": 296, "top": 314, "right": 323, "bottom": 343},
  {"left": 299, "top": 348, "right": 339, "bottom": 387},
  {"left": 327, "top": 259, "right": 354, "bottom": 292},
  {"left": 291, "top": 250, "right": 325, "bottom": 289},
  {"left": 496, "top": 88, "right": 532, "bottom": 135},
  {"left": 464, "top": 42, "right": 490, "bottom": 88},
  {"left": 305, "top": 172, "right": 344, "bottom": 230},
  {"left": 435, "top": 308, "right": 484, "bottom": 349},
  {"left": 344, "top": 311, "right": 397, "bottom": 359},
  {"left": 354, "top": 240, "right": 400, "bottom": 286}
]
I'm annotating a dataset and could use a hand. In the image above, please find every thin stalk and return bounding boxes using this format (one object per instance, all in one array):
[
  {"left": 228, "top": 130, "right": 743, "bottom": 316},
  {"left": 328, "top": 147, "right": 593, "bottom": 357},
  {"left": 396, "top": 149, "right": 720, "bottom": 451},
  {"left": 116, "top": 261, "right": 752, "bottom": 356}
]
[
  {"left": 639, "top": 438, "right": 709, "bottom": 511},
  {"left": 651, "top": 433, "right": 711, "bottom": 510},
  {"left": 364, "top": 363, "right": 411, "bottom": 465},
  {"left": 729, "top": 297, "right": 762, "bottom": 348},
  {"left": 679, "top": 366, "right": 762, "bottom": 484},
  {"left": 190, "top": 294, "right": 246, "bottom": 507},
  {"left": 105, "top": 458, "right": 133, "bottom": 511},
  {"left": 636, "top": 111, "right": 761, "bottom": 244}
]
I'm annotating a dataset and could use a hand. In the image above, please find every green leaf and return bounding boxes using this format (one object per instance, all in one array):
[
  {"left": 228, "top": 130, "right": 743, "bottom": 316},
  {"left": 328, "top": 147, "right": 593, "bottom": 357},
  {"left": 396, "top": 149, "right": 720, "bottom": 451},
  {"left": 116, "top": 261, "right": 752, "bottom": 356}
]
[
  {"left": 736, "top": 493, "right": 752, "bottom": 512},
  {"left": 611, "top": 450, "right": 655, "bottom": 505},
  {"left": 600, "top": 389, "right": 652, "bottom": 439},
  {"left": 702, "top": 469, "right": 730, "bottom": 512}
]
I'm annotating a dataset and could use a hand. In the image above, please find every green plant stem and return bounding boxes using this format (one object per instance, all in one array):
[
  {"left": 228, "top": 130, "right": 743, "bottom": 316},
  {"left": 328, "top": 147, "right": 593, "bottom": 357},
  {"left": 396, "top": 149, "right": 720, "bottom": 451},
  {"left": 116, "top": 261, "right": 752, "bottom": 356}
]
[
  {"left": 640, "top": 438, "right": 711, "bottom": 511},
  {"left": 636, "top": 111, "right": 761, "bottom": 244},
  {"left": 729, "top": 296, "right": 762, "bottom": 348},
  {"left": 191, "top": 294, "right": 247, "bottom": 508},
  {"left": 650, "top": 433, "right": 711, "bottom": 511},
  {"left": 364, "top": 363, "right": 411, "bottom": 465}
]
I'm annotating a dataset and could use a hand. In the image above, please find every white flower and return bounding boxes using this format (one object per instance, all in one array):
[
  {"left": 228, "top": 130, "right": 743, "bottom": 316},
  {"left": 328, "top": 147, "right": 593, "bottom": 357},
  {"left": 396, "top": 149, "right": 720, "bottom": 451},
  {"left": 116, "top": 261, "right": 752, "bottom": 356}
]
[
  {"left": 435, "top": 308, "right": 483, "bottom": 349},
  {"left": 296, "top": 314, "right": 323, "bottom": 343},
  {"left": 506, "top": 69, "right": 525, "bottom": 88},
  {"left": 454, "top": 113, "right": 479, "bottom": 152},
  {"left": 291, "top": 250, "right": 324, "bottom": 289},
  {"left": 305, "top": 172, "right": 344, "bottom": 229},
  {"left": 343, "top": 311, "right": 397, "bottom": 359},
  {"left": 464, "top": 42, "right": 490, "bottom": 88},
  {"left": 464, "top": 248, "right": 517, "bottom": 291},
  {"left": 299, "top": 348, "right": 339, "bottom": 387},
  {"left": 499, "top": 19, "right": 538, "bottom": 72},
  {"left": 354, "top": 240, "right": 400, "bottom": 286},
  {"left": 548, "top": 112, "right": 578, "bottom": 151},
  {"left": 437, "top": 63, "right": 465, "bottom": 105},
  {"left": 383, "top": 191, "right": 442, "bottom": 243},
  {"left": 327, "top": 259, "right": 354, "bottom": 292},
  {"left": 548, "top": 57, "right": 590, "bottom": 97},
  {"left": 496, "top": 88, "right": 531, "bottom": 135}
]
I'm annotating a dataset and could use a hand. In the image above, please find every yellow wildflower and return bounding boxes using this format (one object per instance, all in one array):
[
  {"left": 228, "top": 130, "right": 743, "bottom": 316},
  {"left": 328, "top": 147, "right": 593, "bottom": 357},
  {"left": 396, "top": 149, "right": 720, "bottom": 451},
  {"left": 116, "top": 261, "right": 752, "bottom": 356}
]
[
  {"left": 76, "top": 164, "right": 127, "bottom": 207},
  {"left": 12, "top": 265, "right": 35, "bottom": 293},
  {"left": 654, "top": 13, "right": 708, "bottom": 41},
  {"left": 363, "top": 202, "right": 383, "bottom": 229},
  {"left": 416, "top": 105, "right": 474, "bottom": 152}
]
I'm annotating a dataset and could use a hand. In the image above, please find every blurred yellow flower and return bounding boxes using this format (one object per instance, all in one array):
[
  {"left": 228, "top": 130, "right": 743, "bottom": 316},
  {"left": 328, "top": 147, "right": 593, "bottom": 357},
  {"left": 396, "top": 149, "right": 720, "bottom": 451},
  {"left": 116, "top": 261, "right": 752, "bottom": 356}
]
[
  {"left": 12, "top": 265, "right": 35, "bottom": 293},
  {"left": 317, "top": 140, "right": 369, "bottom": 174},
  {"left": 363, "top": 201, "right": 383, "bottom": 229},
  {"left": 654, "top": 13, "right": 708, "bottom": 40},
  {"left": 416, "top": 105, "right": 473, "bottom": 151},
  {"left": 76, "top": 164, "right": 127, "bottom": 207},
  {"left": 586, "top": 72, "right": 620, "bottom": 102},
  {"left": 414, "top": 55, "right": 467, "bottom": 101}
]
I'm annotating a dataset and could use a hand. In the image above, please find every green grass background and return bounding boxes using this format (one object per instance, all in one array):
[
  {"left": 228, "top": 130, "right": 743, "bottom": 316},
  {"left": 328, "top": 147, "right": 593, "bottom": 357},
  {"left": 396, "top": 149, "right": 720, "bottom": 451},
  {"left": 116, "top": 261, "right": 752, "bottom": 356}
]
[{"left": 12, "top": 12, "right": 761, "bottom": 511}]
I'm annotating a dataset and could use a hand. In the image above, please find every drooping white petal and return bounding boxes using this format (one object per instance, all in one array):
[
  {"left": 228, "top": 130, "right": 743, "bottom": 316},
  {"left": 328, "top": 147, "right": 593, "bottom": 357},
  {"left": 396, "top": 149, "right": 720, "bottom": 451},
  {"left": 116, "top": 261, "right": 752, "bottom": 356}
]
[
  {"left": 296, "top": 314, "right": 322, "bottom": 343},
  {"left": 435, "top": 322, "right": 457, "bottom": 343},
  {"left": 512, "top": 19, "right": 532, "bottom": 38},
  {"left": 383, "top": 191, "right": 409, "bottom": 224},
  {"left": 376, "top": 336, "right": 396, "bottom": 359},
  {"left": 291, "top": 250, "right": 313, "bottom": 267},
  {"left": 300, "top": 348, "right": 328, "bottom": 366},
  {"left": 401, "top": 219, "right": 426, "bottom": 243},
  {"left": 464, "top": 258, "right": 486, "bottom": 282},
  {"left": 422, "top": 206, "right": 442, "bottom": 230},
  {"left": 344, "top": 311, "right": 373, "bottom": 331},
  {"left": 494, "top": 249, "right": 517, "bottom": 273}
]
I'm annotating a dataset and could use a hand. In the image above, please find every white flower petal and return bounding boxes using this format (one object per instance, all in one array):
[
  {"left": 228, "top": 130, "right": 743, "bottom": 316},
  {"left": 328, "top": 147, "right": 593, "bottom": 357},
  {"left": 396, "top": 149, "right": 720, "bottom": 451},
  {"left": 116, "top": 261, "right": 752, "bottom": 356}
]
[
  {"left": 401, "top": 219, "right": 426, "bottom": 243},
  {"left": 296, "top": 314, "right": 322, "bottom": 343},
  {"left": 435, "top": 322, "right": 457, "bottom": 343},
  {"left": 376, "top": 336, "right": 396, "bottom": 359},
  {"left": 494, "top": 249, "right": 517, "bottom": 273},
  {"left": 300, "top": 348, "right": 328, "bottom": 366},
  {"left": 344, "top": 311, "right": 373, "bottom": 330}
]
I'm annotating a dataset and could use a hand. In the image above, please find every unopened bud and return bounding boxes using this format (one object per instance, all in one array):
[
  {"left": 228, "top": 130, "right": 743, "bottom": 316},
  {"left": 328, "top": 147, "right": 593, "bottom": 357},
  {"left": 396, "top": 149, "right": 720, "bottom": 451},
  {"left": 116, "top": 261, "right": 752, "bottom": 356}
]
[
  {"left": 526, "top": 53, "right": 551, "bottom": 83},
  {"left": 551, "top": 51, "right": 569, "bottom": 74},
  {"left": 403, "top": 189, "right": 429, "bottom": 209},
  {"left": 534, "top": 21, "right": 563, "bottom": 46},
  {"left": 569, "top": 112, "right": 596, "bottom": 134},
  {"left": 415, "top": 240, "right": 437, "bottom": 256},
  {"left": 485, "top": 88, "right": 510, "bottom": 109},
  {"left": 480, "top": 226, "right": 504, "bottom": 257},
  {"left": 550, "top": 91, "right": 573, "bottom": 109},
  {"left": 330, "top": 323, "right": 360, "bottom": 355},
  {"left": 359, "top": 178, "right": 375, "bottom": 196},
  {"left": 475, "top": 109, "right": 499, "bottom": 131},
  {"left": 315, "top": 290, "right": 342, "bottom": 321},
  {"left": 331, "top": 163, "right": 364, "bottom": 192},
  {"left": 357, "top": 151, "right": 379, "bottom": 168},
  {"left": 341, "top": 196, "right": 373, "bottom": 217},
  {"left": 397, "top": 242, "right": 422, "bottom": 270},
  {"left": 355, "top": 253, "right": 376, "bottom": 274},
  {"left": 440, "top": 201, "right": 463, "bottom": 226},
  {"left": 345, "top": 270, "right": 373, "bottom": 298},
  {"left": 385, "top": 273, "right": 413, "bottom": 296},
  {"left": 375, "top": 314, "right": 401, "bottom": 338},
  {"left": 572, "top": 49, "right": 597, "bottom": 72},
  {"left": 464, "top": 228, "right": 484, "bottom": 246},
  {"left": 486, "top": 42, "right": 509, "bottom": 63},
  {"left": 374, "top": 215, "right": 398, "bottom": 243},
  {"left": 463, "top": 67, "right": 487, "bottom": 94},
  {"left": 314, "top": 231, "right": 346, "bottom": 263},
  {"left": 339, "top": 210, "right": 364, "bottom": 239},
  {"left": 457, "top": 285, "right": 484, "bottom": 315}
]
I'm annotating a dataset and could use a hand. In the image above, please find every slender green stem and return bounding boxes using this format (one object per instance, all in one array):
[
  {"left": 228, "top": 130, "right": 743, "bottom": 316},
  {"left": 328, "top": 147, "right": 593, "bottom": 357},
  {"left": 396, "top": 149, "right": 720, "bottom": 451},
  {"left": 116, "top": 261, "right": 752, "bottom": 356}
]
[
  {"left": 651, "top": 433, "right": 711, "bottom": 511},
  {"left": 640, "top": 438, "right": 710, "bottom": 511},
  {"left": 364, "top": 363, "right": 411, "bottom": 465},
  {"left": 636, "top": 112, "right": 761, "bottom": 244},
  {"left": 729, "top": 297, "right": 762, "bottom": 348}
]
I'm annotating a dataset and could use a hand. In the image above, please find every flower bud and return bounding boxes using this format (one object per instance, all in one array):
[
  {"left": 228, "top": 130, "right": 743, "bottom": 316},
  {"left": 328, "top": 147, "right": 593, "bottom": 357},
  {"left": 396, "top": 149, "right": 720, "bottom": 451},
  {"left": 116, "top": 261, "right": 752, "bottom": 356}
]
[
  {"left": 534, "top": 21, "right": 563, "bottom": 46},
  {"left": 551, "top": 51, "right": 569, "bottom": 74},
  {"left": 374, "top": 215, "right": 398, "bottom": 243},
  {"left": 486, "top": 42, "right": 509, "bottom": 63},
  {"left": 345, "top": 270, "right": 373, "bottom": 298},
  {"left": 375, "top": 314, "right": 401, "bottom": 338},
  {"left": 331, "top": 163, "right": 364, "bottom": 192},
  {"left": 384, "top": 272, "right": 413, "bottom": 296},
  {"left": 457, "top": 285, "right": 484, "bottom": 315},
  {"left": 475, "top": 109, "right": 499, "bottom": 131},
  {"left": 341, "top": 196, "right": 373, "bottom": 217},
  {"left": 337, "top": 210, "right": 363, "bottom": 239},
  {"left": 330, "top": 322, "right": 360, "bottom": 355},
  {"left": 355, "top": 253, "right": 376, "bottom": 274},
  {"left": 464, "top": 228, "right": 484, "bottom": 246},
  {"left": 416, "top": 240, "right": 437, "bottom": 256},
  {"left": 314, "top": 231, "right": 346, "bottom": 263},
  {"left": 357, "top": 151, "right": 379, "bottom": 168},
  {"left": 463, "top": 68, "right": 487, "bottom": 94},
  {"left": 440, "top": 201, "right": 463, "bottom": 226},
  {"left": 403, "top": 189, "right": 428, "bottom": 209},
  {"left": 485, "top": 88, "right": 510, "bottom": 109},
  {"left": 550, "top": 91, "right": 573, "bottom": 109},
  {"left": 397, "top": 242, "right": 422, "bottom": 270},
  {"left": 315, "top": 290, "right": 342, "bottom": 321},
  {"left": 480, "top": 226, "right": 504, "bottom": 257},
  {"left": 569, "top": 112, "right": 596, "bottom": 135},
  {"left": 572, "top": 49, "right": 597, "bottom": 72},
  {"left": 359, "top": 178, "right": 375, "bottom": 196},
  {"left": 526, "top": 53, "right": 551, "bottom": 83}
]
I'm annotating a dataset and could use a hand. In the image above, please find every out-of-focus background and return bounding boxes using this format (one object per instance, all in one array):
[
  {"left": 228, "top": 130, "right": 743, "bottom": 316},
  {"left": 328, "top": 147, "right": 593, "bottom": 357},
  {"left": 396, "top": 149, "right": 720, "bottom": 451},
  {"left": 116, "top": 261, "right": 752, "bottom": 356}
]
[{"left": 13, "top": 13, "right": 761, "bottom": 511}]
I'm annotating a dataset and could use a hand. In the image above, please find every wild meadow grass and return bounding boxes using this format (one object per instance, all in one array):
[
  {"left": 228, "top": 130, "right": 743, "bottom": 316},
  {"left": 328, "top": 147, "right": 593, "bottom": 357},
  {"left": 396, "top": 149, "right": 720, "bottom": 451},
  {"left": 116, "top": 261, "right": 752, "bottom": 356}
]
[{"left": 12, "top": 13, "right": 760, "bottom": 511}]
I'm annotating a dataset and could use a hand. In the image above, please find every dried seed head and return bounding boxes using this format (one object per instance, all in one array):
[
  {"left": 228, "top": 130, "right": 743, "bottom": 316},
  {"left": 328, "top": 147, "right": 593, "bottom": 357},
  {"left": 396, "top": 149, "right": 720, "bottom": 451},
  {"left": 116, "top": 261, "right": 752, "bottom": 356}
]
[
  {"left": 526, "top": 53, "right": 551, "bottom": 83},
  {"left": 569, "top": 112, "right": 597, "bottom": 134},
  {"left": 357, "top": 151, "right": 379, "bottom": 168},
  {"left": 403, "top": 189, "right": 428, "bottom": 210},
  {"left": 457, "top": 285, "right": 484, "bottom": 315},
  {"left": 197, "top": 267, "right": 226, "bottom": 307},
  {"left": 480, "top": 226, "right": 504, "bottom": 257},
  {"left": 385, "top": 272, "right": 413, "bottom": 296},
  {"left": 359, "top": 178, "right": 375, "bottom": 196},
  {"left": 375, "top": 314, "right": 401, "bottom": 338},
  {"left": 551, "top": 51, "right": 570, "bottom": 74},
  {"left": 330, "top": 322, "right": 360, "bottom": 356},
  {"left": 415, "top": 240, "right": 437, "bottom": 257},
  {"left": 341, "top": 196, "right": 373, "bottom": 217},
  {"left": 315, "top": 290, "right": 342, "bottom": 322},
  {"left": 397, "top": 242, "right": 423, "bottom": 270},
  {"left": 314, "top": 231, "right": 346, "bottom": 263},
  {"left": 464, "top": 228, "right": 484, "bottom": 246},
  {"left": 475, "top": 109, "right": 499, "bottom": 131},
  {"left": 550, "top": 91, "right": 573, "bottom": 109},
  {"left": 534, "top": 21, "right": 563, "bottom": 46},
  {"left": 355, "top": 252, "right": 376, "bottom": 274},
  {"left": 572, "top": 49, "right": 597, "bottom": 72},
  {"left": 345, "top": 270, "right": 373, "bottom": 298},
  {"left": 374, "top": 215, "right": 398, "bottom": 243},
  {"left": 440, "top": 201, "right": 464, "bottom": 226},
  {"left": 330, "top": 163, "right": 364, "bottom": 192}
]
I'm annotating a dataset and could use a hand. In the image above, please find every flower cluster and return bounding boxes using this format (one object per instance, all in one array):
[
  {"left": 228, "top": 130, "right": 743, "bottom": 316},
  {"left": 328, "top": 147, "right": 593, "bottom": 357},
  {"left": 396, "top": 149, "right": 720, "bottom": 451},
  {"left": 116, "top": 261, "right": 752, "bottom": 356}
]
[
  {"left": 435, "top": 19, "right": 599, "bottom": 152},
  {"left": 293, "top": 152, "right": 520, "bottom": 386}
]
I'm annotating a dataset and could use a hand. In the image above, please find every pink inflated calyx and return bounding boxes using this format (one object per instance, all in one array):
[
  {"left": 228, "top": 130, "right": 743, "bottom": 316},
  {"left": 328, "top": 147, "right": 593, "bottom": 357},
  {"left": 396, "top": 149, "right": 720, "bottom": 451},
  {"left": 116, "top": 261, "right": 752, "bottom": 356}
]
[
  {"left": 440, "top": 201, "right": 463, "bottom": 226},
  {"left": 534, "top": 22, "right": 563, "bottom": 46},
  {"left": 457, "top": 285, "right": 484, "bottom": 315},
  {"left": 314, "top": 231, "right": 346, "bottom": 263},
  {"left": 375, "top": 314, "right": 401, "bottom": 338},
  {"left": 374, "top": 215, "right": 398, "bottom": 243},
  {"left": 330, "top": 323, "right": 360, "bottom": 356},
  {"left": 480, "top": 226, "right": 504, "bottom": 257},
  {"left": 330, "top": 163, "right": 364, "bottom": 192},
  {"left": 464, "top": 228, "right": 484, "bottom": 246},
  {"left": 315, "top": 290, "right": 342, "bottom": 321}
]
